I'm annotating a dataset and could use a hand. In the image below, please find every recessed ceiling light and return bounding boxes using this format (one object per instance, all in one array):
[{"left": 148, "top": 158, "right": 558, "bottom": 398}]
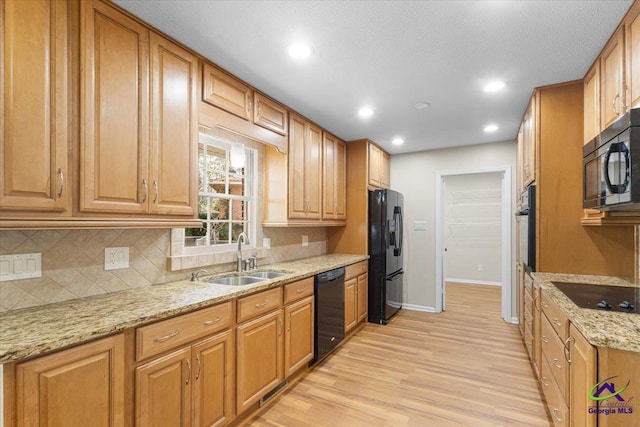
[
  {"left": 392, "top": 137, "right": 404, "bottom": 146},
  {"left": 484, "top": 124, "right": 499, "bottom": 132},
  {"left": 414, "top": 102, "right": 431, "bottom": 110},
  {"left": 484, "top": 81, "right": 506, "bottom": 92},
  {"left": 288, "top": 43, "right": 312, "bottom": 59},
  {"left": 358, "top": 107, "right": 374, "bottom": 119}
]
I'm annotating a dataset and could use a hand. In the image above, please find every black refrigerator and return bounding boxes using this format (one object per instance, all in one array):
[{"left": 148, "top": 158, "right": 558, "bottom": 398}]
[{"left": 368, "top": 189, "right": 404, "bottom": 324}]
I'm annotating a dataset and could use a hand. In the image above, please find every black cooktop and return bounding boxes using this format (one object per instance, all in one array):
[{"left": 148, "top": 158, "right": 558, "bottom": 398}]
[{"left": 551, "top": 282, "right": 639, "bottom": 314}]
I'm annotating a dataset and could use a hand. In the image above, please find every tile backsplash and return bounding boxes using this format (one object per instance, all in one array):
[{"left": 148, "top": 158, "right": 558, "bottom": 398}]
[{"left": 0, "top": 228, "right": 326, "bottom": 312}]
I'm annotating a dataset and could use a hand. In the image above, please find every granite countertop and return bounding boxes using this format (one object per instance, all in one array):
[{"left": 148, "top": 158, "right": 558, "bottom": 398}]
[
  {"left": 532, "top": 272, "right": 640, "bottom": 353},
  {"left": 0, "top": 254, "right": 367, "bottom": 364}
]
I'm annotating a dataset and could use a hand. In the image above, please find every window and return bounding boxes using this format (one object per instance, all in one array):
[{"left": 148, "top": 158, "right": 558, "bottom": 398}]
[{"left": 185, "top": 131, "right": 256, "bottom": 252}]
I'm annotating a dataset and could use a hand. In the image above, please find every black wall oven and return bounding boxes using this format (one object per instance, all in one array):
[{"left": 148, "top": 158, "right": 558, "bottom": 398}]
[
  {"left": 515, "top": 185, "right": 536, "bottom": 272},
  {"left": 584, "top": 107, "right": 640, "bottom": 211}
]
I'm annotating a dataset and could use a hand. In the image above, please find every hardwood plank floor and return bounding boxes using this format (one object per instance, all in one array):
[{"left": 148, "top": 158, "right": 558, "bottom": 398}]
[{"left": 245, "top": 283, "right": 550, "bottom": 426}]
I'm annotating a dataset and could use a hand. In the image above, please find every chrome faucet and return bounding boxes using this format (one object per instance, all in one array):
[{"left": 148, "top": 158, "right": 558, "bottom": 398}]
[
  {"left": 237, "top": 232, "right": 249, "bottom": 272},
  {"left": 190, "top": 269, "right": 207, "bottom": 281}
]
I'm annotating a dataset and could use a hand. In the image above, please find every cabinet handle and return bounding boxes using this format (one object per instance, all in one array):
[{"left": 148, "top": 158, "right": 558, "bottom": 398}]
[
  {"left": 541, "top": 301, "right": 548, "bottom": 309},
  {"left": 563, "top": 337, "right": 572, "bottom": 364},
  {"left": 141, "top": 179, "right": 148, "bottom": 203},
  {"left": 552, "top": 408, "right": 563, "bottom": 423},
  {"left": 246, "top": 93, "right": 251, "bottom": 114},
  {"left": 57, "top": 168, "right": 64, "bottom": 197},
  {"left": 255, "top": 300, "right": 270, "bottom": 308},
  {"left": 296, "top": 288, "right": 307, "bottom": 294},
  {"left": 552, "top": 317, "right": 562, "bottom": 327},
  {"left": 533, "top": 294, "right": 540, "bottom": 310},
  {"left": 185, "top": 358, "right": 191, "bottom": 385},
  {"left": 278, "top": 317, "right": 283, "bottom": 336},
  {"left": 541, "top": 375, "right": 550, "bottom": 388},
  {"left": 154, "top": 329, "right": 180, "bottom": 343},
  {"left": 195, "top": 354, "right": 201, "bottom": 380},
  {"left": 551, "top": 358, "right": 562, "bottom": 369},
  {"left": 153, "top": 180, "right": 158, "bottom": 203},
  {"left": 287, "top": 314, "right": 291, "bottom": 332},
  {"left": 541, "top": 335, "right": 549, "bottom": 344},
  {"left": 203, "top": 316, "right": 223, "bottom": 326}
]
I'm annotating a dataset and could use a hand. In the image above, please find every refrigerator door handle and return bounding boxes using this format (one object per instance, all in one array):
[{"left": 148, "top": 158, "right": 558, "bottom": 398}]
[
  {"left": 387, "top": 270, "right": 404, "bottom": 280},
  {"left": 397, "top": 206, "right": 403, "bottom": 256}
]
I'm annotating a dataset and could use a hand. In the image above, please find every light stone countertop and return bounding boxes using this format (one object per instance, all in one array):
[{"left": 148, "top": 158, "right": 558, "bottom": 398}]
[
  {"left": 532, "top": 272, "right": 640, "bottom": 353},
  {"left": 0, "top": 254, "right": 367, "bottom": 364}
]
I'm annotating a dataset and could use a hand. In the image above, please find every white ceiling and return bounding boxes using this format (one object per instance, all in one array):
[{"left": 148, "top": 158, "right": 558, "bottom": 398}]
[{"left": 114, "top": 0, "right": 633, "bottom": 154}]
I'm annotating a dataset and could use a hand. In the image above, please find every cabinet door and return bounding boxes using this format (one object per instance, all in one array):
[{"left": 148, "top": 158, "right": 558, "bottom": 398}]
[
  {"left": 600, "top": 27, "right": 625, "bottom": 128},
  {"left": 16, "top": 334, "right": 124, "bottom": 427},
  {"left": 583, "top": 61, "right": 600, "bottom": 145},
  {"left": 517, "top": 124, "right": 524, "bottom": 195},
  {"left": 522, "top": 95, "right": 536, "bottom": 187},
  {"left": 236, "top": 310, "right": 284, "bottom": 413},
  {"left": 254, "top": 92, "right": 288, "bottom": 135},
  {"left": 192, "top": 330, "right": 235, "bottom": 427},
  {"left": 344, "top": 277, "right": 357, "bottom": 333},
  {"left": 306, "top": 122, "right": 323, "bottom": 219},
  {"left": 80, "top": 0, "right": 149, "bottom": 213},
  {"left": 1, "top": 0, "right": 70, "bottom": 213},
  {"left": 381, "top": 151, "right": 390, "bottom": 189},
  {"left": 288, "top": 113, "right": 307, "bottom": 219},
  {"left": 626, "top": 1, "right": 640, "bottom": 109},
  {"left": 322, "top": 133, "right": 346, "bottom": 220},
  {"left": 516, "top": 262, "right": 525, "bottom": 337},
  {"left": 532, "top": 281, "right": 541, "bottom": 379},
  {"left": 368, "top": 144, "right": 381, "bottom": 187},
  {"left": 202, "top": 63, "right": 252, "bottom": 121},
  {"left": 569, "top": 324, "right": 596, "bottom": 427},
  {"left": 136, "top": 347, "right": 191, "bottom": 427},
  {"left": 149, "top": 33, "right": 197, "bottom": 216},
  {"left": 357, "top": 272, "right": 368, "bottom": 323},
  {"left": 284, "top": 296, "right": 314, "bottom": 377}
]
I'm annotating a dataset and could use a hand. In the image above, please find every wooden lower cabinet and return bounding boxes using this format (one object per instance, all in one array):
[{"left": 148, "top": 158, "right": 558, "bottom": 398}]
[
  {"left": 284, "top": 296, "right": 314, "bottom": 377},
  {"left": 357, "top": 272, "right": 368, "bottom": 323},
  {"left": 236, "top": 309, "right": 284, "bottom": 413},
  {"left": 135, "top": 330, "right": 234, "bottom": 427},
  {"left": 15, "top": 334, "right": 124, "bottom": 427},
  {"left": 569, "top": 324, "right": 596, "bottom": 427},
  {"left": 345, "top": 262, "right": 369, "bottom": 334},
  {"left": 344, "top": 277, "right": 358, "bottom": 332}
]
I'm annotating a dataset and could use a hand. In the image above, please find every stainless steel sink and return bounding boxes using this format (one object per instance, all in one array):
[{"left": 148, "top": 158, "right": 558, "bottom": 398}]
[
  {"left": 206, "top": 276, "right": 266, "bottom": 286},
  {"left": 246, "top": 271, "right": 288, "bottom": 279}
]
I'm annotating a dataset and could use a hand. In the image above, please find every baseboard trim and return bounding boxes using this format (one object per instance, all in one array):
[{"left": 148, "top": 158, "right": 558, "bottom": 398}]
[
  {"left": 445, "top": 278, "right": 502, "bottom": 287},
  {"left": 402, "top": 304, "right": 437, "bottom": 313}
]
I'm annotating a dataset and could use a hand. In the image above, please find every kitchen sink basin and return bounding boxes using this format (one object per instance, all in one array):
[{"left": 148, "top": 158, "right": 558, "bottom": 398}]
[
  {"left": 246, "top": 271, "right": 288, "bottom": 279},
  {"left": 207, "top": 276, "right": 266, "bottom": 286}
]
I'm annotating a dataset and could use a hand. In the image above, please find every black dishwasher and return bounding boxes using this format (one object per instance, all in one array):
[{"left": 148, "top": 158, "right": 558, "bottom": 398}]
[{"left": 313, "top": 267, "right": 345, "bottom": 363}]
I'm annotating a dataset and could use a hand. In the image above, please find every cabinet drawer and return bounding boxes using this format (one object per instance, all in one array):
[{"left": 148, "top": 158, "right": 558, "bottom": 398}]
[
  {"left": 541, "top": 291, "right": 569, "bottom": 341},
  {"left": 541, "top": 356, "right": 569, "bottom": 427},
  {"left": 237, "top": 287, "right": 282, "bottom": 323},
  {"left": 541, "top": 314, "right": 569, "bottom": 402},
  {"left": 524, "top": 287, "right": 533, "bottom": 312},
  {"left": 345, "top": 261, "right": 367, "bottom": 280},
  {"left": 524, "top": 272, "right": 533, "bottom": 293},
  {"left": 524, "top": 326, "right": 534, "bottom": 361},
  {"left": 136, "top": 302, "right": 232, "bottom": 361},
  {"left": 284, "top": 277, "right": 314, "bottom": 304}
]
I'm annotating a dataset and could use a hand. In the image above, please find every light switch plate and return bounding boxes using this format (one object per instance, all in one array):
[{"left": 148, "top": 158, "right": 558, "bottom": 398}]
[
  {"left": 105, "top": 247, "right": 129, "bottom": 271},
  {"left": 0, "top": 253, "right": 42, "bottom": 281},
  {"left": 302, "top": 235, "right": 309, "bottom": 247},
  {"left": 414, "top": 221, "right": 427, "bottom": 231}
]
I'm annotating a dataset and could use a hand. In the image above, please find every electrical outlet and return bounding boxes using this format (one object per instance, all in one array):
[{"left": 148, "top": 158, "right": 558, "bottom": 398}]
[
  {"left": 105, "top": 247, "right": 129, "bottom": 271},
  {"left": 477, "top": 264, "right": 484, "bottom": 272},
  {"left": 263, "top": 237, "right": 271, "bottom": 249},
  {"left": 302, "top": 235, "right": 309, "bottom": 247}
]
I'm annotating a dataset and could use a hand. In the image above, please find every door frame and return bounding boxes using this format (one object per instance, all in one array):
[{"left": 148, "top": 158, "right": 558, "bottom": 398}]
[{"left": 434, "top": 165, "right": 513, "bottom": 322}]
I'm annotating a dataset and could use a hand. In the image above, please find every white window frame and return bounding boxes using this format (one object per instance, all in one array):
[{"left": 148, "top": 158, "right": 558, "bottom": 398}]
[{"left": 183, "top": 132, "right": 257, "bottom": 255}]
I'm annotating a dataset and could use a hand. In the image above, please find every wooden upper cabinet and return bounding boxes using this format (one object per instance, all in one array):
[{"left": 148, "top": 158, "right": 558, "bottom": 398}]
[
  {"left": 1, "top": 0, "right": 70, "bottom": 213},
  {"left": 583, "top": 61, "right": 600, "bottom": 145},
  {"left": 600, "top": 27, "right": 625, "bottom": 129},
  {"left": 522, "top": 94, "right": 536, "bottom": 187},
  {"left": 516, "top": 124, "right": 524, "bottom": 195},
  {"left": 16, "top": 334, "right": 125, "bottom": 427},
  {"left": 626, "top": 0, "right": 640, "bottom": 109},
  {"left": 202, "top": 63, "right": 252, "bottom": 121},
  {"left": 149, "top": 33, "right": 197, "bottom": 216},
  {"left": 381, "top": 151, "right": 390, "bottom": 188},
  {"left": 368, "top": 144, "right": 382, "bottom": 187},
  {"left": 80, "top": 0, "right": 150, "bottom": 213},
  {"left": 322, "top": 132, "right": 346, "bottom": 220},
  {"left": 254, "top": 93, "right": 288, "bottom": 136},
  {"left": 288, "top": 113, "right": 322, "bottom": 220}
]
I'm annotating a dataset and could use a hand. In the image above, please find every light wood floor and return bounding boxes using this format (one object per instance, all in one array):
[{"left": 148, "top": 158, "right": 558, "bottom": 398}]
[{"left": 245, "top": 283, "right": 550, "bottom": 426}]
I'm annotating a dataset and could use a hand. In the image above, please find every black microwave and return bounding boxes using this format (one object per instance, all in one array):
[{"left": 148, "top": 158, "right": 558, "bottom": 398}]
[{"left": 583, "top": 108, "right": 640, "bottom": 211}]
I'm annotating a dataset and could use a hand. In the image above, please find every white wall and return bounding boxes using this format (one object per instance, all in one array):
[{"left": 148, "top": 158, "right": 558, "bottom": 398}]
[
  {"left": 391, "top": 140, "right": 517, "bottom": 313},
  {"left": 444, "top": 172, "right": 503, "bottom": 284}
]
